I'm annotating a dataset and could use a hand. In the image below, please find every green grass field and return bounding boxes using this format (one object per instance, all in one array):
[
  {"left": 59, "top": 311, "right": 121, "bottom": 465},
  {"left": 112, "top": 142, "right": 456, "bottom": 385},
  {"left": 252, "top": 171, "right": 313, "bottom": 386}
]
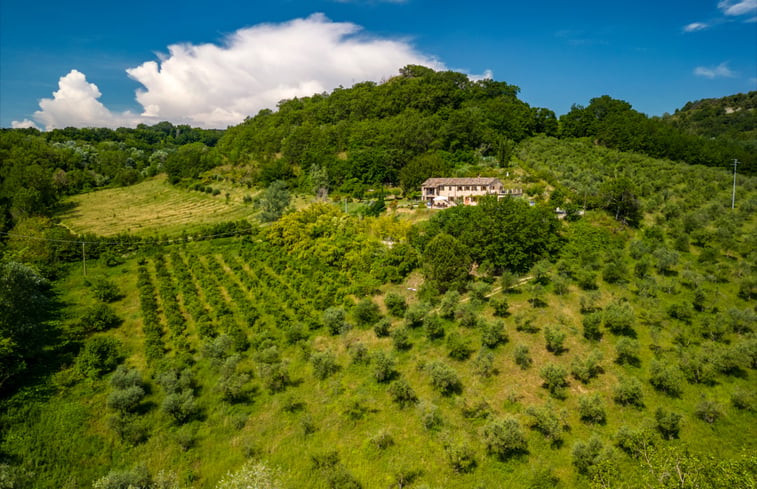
[{"left": 58, "top": 175, "right": 257, "bottom": 237}]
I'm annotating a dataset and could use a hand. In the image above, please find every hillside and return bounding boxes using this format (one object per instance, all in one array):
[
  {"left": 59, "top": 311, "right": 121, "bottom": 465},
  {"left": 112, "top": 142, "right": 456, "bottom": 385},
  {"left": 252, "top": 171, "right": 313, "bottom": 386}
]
[
  {"left": 663, "top": 91, "right": 757, "bottom": 141},
  {"left": 1, "top": 136, "right": 755, "bottom": 488}
]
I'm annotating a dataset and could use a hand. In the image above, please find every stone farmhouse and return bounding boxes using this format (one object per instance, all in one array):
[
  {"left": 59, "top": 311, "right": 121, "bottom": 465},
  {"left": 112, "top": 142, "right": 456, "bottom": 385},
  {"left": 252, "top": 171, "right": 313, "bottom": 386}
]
[{"left": 421, "top": 177, "right": 523, "bottom": 207}]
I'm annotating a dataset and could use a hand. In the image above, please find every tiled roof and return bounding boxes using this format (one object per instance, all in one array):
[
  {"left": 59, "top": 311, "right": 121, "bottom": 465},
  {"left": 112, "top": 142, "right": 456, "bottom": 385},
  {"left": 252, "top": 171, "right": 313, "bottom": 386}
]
[{"left": 421, "top": 177, "right": 502, "bottom": 187}]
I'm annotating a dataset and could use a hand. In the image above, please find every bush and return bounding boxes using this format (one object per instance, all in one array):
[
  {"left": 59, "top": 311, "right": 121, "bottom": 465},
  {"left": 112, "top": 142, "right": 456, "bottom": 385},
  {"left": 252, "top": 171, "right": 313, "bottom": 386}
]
[
  {"left": 419, "top": 403, "right": 443, "bottom": 430},
  {"left": 349, "top": 342, "right": 370, "bottom": 365},
  {"left": 404, "top": 303, "right": 429, "bottom": 328},
  {"left": 649, "top": 360, "right": 685, "bottom": 397},
  {"left": 79, "top": 303, "right": 122, "bottom": 333},
  {"left": 92, "top": 465, "right": 151, "bottom": 489},
  {"left": 446, "top": 441, "right": 477, "bottom": 473},
  {"left": 216, "top": 462, "right": 282, "bottom": 489},
  {"left": 526, "top": 404, "right": 563, "bottom": 446},
  {"left": 107, "top": 386, "right": 146, "bottom": 413},
  {"left": 731, "top": 388, "right": 755, "bottom": 411},
  {"left": 481, "top": 319, "right": 507, "bottom": 348},
  {"left": 353, "top": 298, "right": 381, "bottom": 327},
  {"left": 615, "top": 337, "right": 640, "bottom": 365},
  {"left": 311, "top": 351, "right": 340, "bottom": 380},
  {"left": 162, "top": 389, "right": 199, "bottom": 424},
  {"left": 490, "top": 296, "right": 510, "bottom": 317},
  {"left": 571, "top": 350, "right": 603, "bottom": 383},
  {"left": 383, "top": 292, "right": 407, "bottom": 317},
  {"left": 572, "top": 437, "right": 605, "bottom": 474},
  {"left": 539, "top": 363, "right": 568, "bottom": 398},
  {"left": 373, "top": 318, "right": 391, "bottom": 338},
  {"left": 370, "top": 430, "right": 394, "bottom": 450},
  {"left": 447, "top": 332, "right": 475, "bottom": 360},
  {"left": 423, "top": 313, "right": 445, "bottom": 340},
  {"left": 323, "top": 307, "right": 348, "bottom": 335},
  {"left": 75, "top": 336, "right": 124, "bottom": 378},
  {"left": 655, "top": 408, "right": 682, "bottom": 439},
  {"left": 110, "top": 365, "right": 143, "bottom": 390},
  {"left": 582, "top": 312, "right": 602, "bottom": 341},
  {"left": 543, "top": 326, "right": 566, "bottom": 354},
  {"left": 427, "top": 361, "right": 462, "bottom": 395},
  {"left": 391, "top": 327, "right": 412, "bottom": 351},
  {"left": 470, "top": 281, "right": 492, "bottom": 303},
  {"left": 473, "top": 350, "right": 497, "bottom": 377},
  {"left": 90, "top": 276, "right": 121, "bottom": 302},
  {"left": 578, "top": 394, "right": 606, "bottom": 424},
  {"left": 482, "top": 418, "right": 527, "bottom": 460},
  {"left": 455, "top": 302, "right": 478, "bottom": 328},
  {"left": 373, "top": 352, "right": 397, "bottom": 383},
  {"left": 615, "top": 426, "right": 654, "bottom": 456},
  {"left": 438, "top": 290, "right": 461, "bottom": 319},
  {"left": 514, "top": 345, "right": 532, "bottom": 369},
  {"left": 388, "top": 379, "right": 418, "bottom": 408},
  {"left": 604, "top": 300, "right": 635, "bottom": 335},
  {"left": 695, "top": 398, "right": 722, "bottom": 423},
  {"left": 613, "top": 376, "right": 644, "bottom": 407}
]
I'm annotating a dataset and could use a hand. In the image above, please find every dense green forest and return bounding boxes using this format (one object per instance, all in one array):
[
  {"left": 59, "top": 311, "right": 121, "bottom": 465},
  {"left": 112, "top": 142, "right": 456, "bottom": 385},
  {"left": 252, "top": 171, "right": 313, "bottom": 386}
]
[{"left": 0, "top": 67, "right": 755, "bottom": 488}]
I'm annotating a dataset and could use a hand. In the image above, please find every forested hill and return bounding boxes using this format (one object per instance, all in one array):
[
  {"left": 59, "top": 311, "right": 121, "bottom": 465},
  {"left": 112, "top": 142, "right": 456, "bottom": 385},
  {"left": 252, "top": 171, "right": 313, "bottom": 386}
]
[{"left": 662, "top": 91, "right": 757, "bottom": 141}]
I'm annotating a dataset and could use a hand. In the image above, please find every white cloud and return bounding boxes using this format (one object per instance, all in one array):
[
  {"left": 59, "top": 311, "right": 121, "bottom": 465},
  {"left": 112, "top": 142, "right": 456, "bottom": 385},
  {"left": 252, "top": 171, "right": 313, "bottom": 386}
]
[
  {"left": 22, "top": 14, "right": 453, "bottom": 130},
  {"left": 27, "top": 70, "right": 142, "bottom": 130},
  {"left": 683, "top": 22, "right": 709, "bottom": 32},
  {"left": 718, "top": 0, "right": 757, "bottom": 16},
  {"left": 694, "top": 62, "right": 737, "bottom": 78},
  {"left": 10, "top": 119, "right": 40, "bottom": 130}
]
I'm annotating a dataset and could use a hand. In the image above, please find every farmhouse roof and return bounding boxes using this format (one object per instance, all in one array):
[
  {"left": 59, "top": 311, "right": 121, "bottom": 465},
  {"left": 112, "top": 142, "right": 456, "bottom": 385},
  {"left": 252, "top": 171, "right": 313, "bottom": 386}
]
[{"left": 421, "top": 177, "right": 502, "bottom": 187}]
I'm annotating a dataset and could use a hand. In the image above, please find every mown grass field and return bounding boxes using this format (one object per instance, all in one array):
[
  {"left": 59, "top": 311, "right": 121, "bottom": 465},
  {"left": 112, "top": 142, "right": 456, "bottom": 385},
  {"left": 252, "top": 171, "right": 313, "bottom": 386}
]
[{"left": 58, "top": 175, "right": 257, "bottom": 237}]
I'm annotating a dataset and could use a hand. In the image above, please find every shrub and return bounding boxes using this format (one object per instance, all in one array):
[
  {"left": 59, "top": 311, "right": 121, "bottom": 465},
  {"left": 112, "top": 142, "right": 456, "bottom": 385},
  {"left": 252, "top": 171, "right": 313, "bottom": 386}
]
[
  {"left": 655, "top": 408, "right": 682, "bottom": 439},
  {"left": 79, "top": 303, "right": 122, "bottom": 333},
  {"left": 75, "top": 336, "right": 124, "bottom": 378},
  {"left": 349, "top": 342, "right": 370, "bottom": 365},
  {"left": 353, "top": 298, "right": 381, "bottom": 327},
  {"left": 107, "top": 386, "right": 145, "bottom": 413},
  {"left": 572, "top": 437, "right": 605, "bottom": 474},
  {"left": 526, "top": 404, "right": 563, "bottom": 446},
  {"left": 110, "top": 365, "right": 143, "bottom": 390},
  {"left": 373, "top": 318, "right": 391, "bottom": 338},
  {"left": 490, "top": 297, "right": 510, "bottom": 317},
  {"left": 162, "top": 389, "right": 199, "bottom": 424},
  {"left": 543, "top": 326, "right": 566, "bottom": 354},
  {"left": 582, "top": 312, "right": 602, "bottom": 341},
  {"left": 311, "top": 351, "right": 340, "bottom": 380},
  {"left": 514, "top": 345, "right": 532, "bottom": 369},
  {"left": 419, "top": 403, "right": 443, "bottom": 430},
  {"left": 515, "top": 314, "right": 539, "bottom": 333},
  {"left": 539, "top": 363, "right": 568, "bottom": 398},
  {"left": 438, "top": 290, "right": 460, "bottom": 319},
  {"left": 391, "top": 327, "right": 412, "bottom": 351},
  {"left": 423, "top": 313, "right": 445, "bottom": 340},
  {"left": 615, "top": 337, "right": 640, "bottom": 365},
  {"left": 447, "top": 332, "right": 475, "bottom": 360},
  {"left": 446, "top": 441, "right": 477, "bottom": 473},
  {"left": 373, "top": 352, "right": 397, "bottom": 383},
  {"left": 473, "top": 349, "right": 497, "bottom": 377},
  {"left": 470, "top": 281, "right": 492, "bottom": 303},
  {"left": 649, "top": 360, "right": 685, "bottom": 397},
  {"left": 604, "top": 300, "right": 635, "bottom": 335},
  {"left": 571, "top": 350, "right": 603, "bottom": 383},
  {"left": 215, "top": 462, "right": 282, "bottom": 489},
  {"left": 92, "top": 465, "right": 151, "bottom": 489},
  {"left": 323, "top": 307, "right": 348, "bottom": 335},
  {"left": 383, "top": 292, "right": 407, "bottom": 317},
  {"left": 615, "top": 426, "right": 654, "bottom": 457},
  {"left": 481, "top": 319, "right": 507, "bottom": 348},
  {"left": 578, "top": 394, "right": 606, "bottom": 424},
  {"left": 455, "top": 302, "right": 478, "bottom": 328},
  {"left": 482, "top": 418, "right": 527, "bottom": 460},
  {"left": 404, "top": 303, "right": 429, "bottom": 328},
  {"left": 731, "top": 388, "right": 755, "bottom": 411},
  {"left": 261, "top": 362, "right": 290, "bottom": 393},
  {"left": 695, "top": 398, "right": 723, "bottom": 423},
  {"left": 388, "top": 379, "right": 418, "bottom": 408},
  {"left": 90, "top": 276, "right": 121, "bottom": 302},
  {"left": 427, "top": 361, "right": 462, "bottom": 395},
  {"left": 370, "top": 430, "right": 394, "bottom": 450},
  {"left": 613, "top": 376, "right": 644, "bottom": 407}
]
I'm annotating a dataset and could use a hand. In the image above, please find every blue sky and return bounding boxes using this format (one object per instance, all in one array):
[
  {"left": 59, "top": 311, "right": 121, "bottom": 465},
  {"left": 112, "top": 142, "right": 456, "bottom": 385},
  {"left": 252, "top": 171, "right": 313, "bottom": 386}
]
[{"left": 1, "top": 0, "right": 755, "bottom": 129}]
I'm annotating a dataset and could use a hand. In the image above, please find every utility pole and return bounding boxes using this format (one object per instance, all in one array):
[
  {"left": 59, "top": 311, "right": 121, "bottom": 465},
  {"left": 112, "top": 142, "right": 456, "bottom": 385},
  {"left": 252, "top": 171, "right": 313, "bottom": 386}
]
[{"left": 732, "top": 159, "right": 739, "bottom": 209}]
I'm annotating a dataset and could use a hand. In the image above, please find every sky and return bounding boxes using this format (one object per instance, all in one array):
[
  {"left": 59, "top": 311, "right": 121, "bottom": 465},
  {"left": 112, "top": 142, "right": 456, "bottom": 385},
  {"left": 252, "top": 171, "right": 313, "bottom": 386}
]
[{"left": 1, "top": 0, "right": 755, "bottom": 130}]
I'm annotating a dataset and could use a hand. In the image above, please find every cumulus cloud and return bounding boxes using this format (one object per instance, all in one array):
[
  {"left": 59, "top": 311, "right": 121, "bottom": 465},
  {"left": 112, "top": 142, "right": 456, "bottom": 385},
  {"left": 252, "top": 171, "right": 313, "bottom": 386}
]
[
  {"left": 23, "top": 70, "right": 142, "bottom": 130},
  {"left": 718, "top": 0, "right": 757, "bottom": 16},
  {"left": 11, "top": 119, "right": 40, "bottom": 130},
  {"left": 18, "top": 14, "right": 455, "bottom": 130},
  {"left": 694, "top": 62, "right": 737, "bottom": 78},
  {"left": 683, "top": 22, "right": 709, "bottom": 32}
]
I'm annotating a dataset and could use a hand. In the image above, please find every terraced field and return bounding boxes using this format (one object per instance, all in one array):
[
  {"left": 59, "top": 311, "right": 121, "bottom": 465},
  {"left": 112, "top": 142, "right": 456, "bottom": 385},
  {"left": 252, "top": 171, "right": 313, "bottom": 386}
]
[{"left": 59, "top": 175, "right": 256, "bottom": 236}]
